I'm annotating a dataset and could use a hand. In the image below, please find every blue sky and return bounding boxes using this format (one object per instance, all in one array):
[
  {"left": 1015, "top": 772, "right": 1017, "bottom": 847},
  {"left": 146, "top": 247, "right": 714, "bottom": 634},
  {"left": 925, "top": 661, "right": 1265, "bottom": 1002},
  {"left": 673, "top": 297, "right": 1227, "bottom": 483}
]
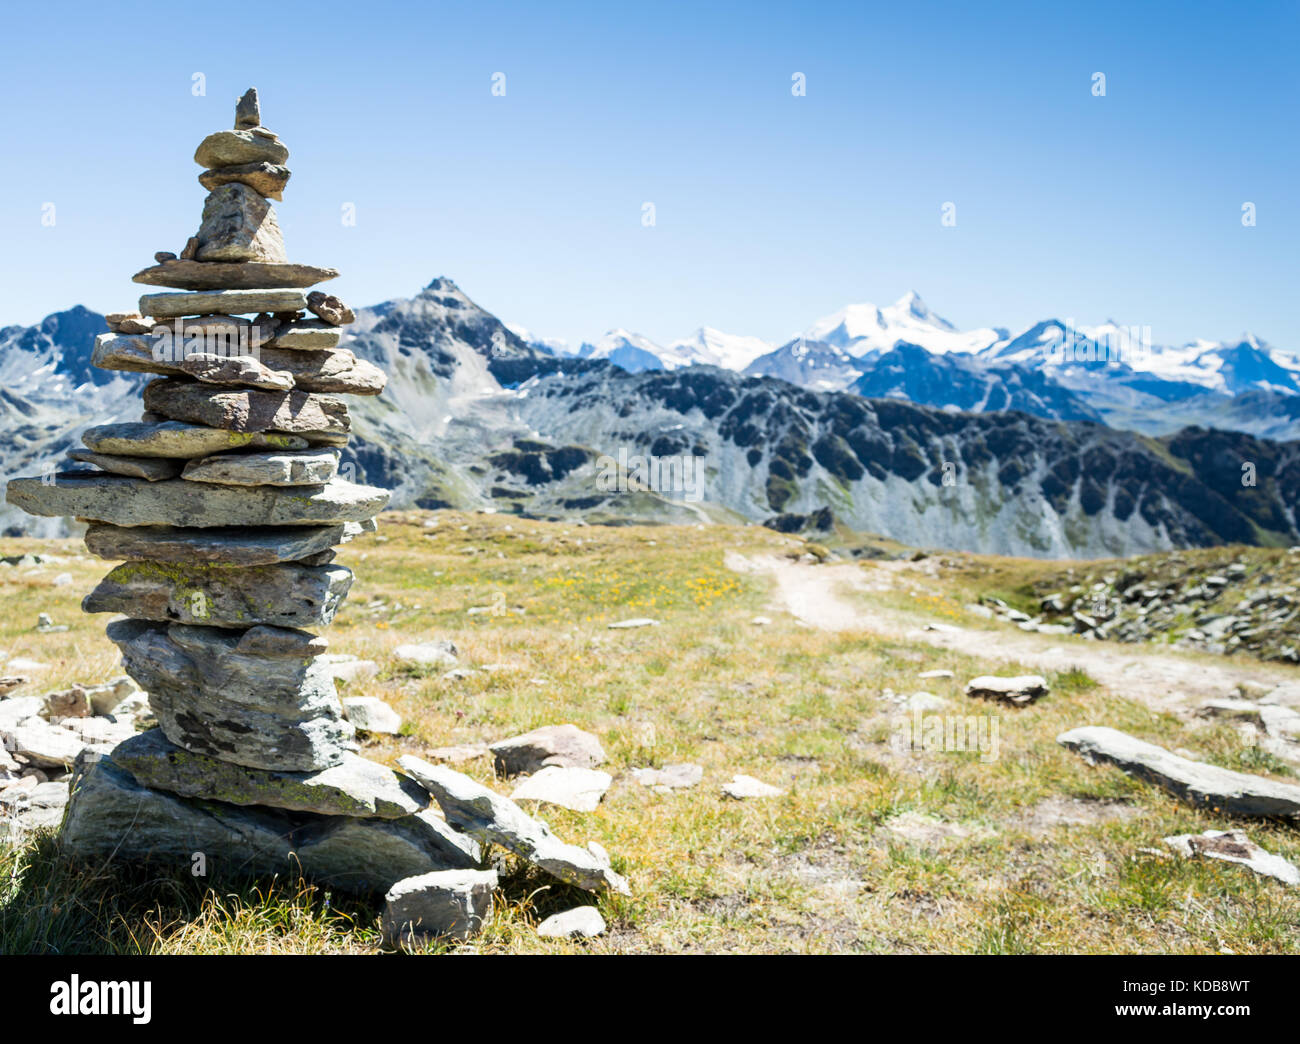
[{"left": 1, "top": 0, "right": 1296, "bottom": 352}]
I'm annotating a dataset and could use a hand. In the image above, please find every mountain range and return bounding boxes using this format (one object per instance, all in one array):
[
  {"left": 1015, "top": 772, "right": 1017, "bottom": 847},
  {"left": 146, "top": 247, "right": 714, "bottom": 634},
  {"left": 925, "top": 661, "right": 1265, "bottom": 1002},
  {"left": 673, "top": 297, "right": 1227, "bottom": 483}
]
[{"left": 2, "top": 280, "right": 1297, "bottom": 557}]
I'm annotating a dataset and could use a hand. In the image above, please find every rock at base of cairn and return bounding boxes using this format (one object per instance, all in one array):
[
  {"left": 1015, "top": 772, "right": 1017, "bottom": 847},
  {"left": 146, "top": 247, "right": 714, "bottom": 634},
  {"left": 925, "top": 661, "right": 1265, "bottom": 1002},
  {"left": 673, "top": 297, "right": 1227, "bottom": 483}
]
[
  {"left": 61, "top": 751, "right": 483, "bottom": 894},
  {"left": 381, "top": 869, "right": 499, "bottom": 946}
]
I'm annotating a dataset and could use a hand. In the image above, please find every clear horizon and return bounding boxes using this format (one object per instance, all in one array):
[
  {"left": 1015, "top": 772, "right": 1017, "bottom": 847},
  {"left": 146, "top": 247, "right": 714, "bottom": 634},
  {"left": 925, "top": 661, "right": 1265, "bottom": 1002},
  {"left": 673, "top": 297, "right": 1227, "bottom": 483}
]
[{"left": 2, "top": 0, "right": 1296, "bottom": 354}]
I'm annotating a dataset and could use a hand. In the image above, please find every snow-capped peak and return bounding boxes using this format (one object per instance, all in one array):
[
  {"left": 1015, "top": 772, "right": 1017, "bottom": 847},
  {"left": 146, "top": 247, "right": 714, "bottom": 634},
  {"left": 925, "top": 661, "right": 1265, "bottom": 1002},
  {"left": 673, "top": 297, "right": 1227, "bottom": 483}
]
[
  {"left": 664, "top": 326, "right": 773, "bottom": 370},
  {"left": 803, "top": 292, "right": 1002, "bottom": 356}
]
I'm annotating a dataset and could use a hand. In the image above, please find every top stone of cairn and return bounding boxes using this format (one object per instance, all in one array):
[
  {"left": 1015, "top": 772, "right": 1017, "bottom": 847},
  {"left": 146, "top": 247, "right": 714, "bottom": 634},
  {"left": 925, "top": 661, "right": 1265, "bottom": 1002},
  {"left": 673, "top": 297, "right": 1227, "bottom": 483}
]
[{"left": 235, "top": 87, "right": 261, "bottom": 129}]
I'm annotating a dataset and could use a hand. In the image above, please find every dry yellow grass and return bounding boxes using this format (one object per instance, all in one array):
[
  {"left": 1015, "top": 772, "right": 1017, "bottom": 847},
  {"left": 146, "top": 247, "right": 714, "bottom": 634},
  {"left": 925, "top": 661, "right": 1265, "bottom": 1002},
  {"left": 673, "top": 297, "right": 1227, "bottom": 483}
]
[{"left": 1, "top": 512, "right": 1298, "bottom": 954}]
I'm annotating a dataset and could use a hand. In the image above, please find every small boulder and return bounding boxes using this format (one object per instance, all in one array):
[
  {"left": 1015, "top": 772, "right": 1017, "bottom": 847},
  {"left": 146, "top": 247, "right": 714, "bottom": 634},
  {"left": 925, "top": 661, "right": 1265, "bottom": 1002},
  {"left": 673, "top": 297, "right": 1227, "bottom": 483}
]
[
  {"left": 341, "top": 696, "right": 402, "bottom": 735},
  {"left": 964, "top": 674, "right": 1049, "bottom": 705},
  {"left": 1162, "top": 830, "right": 1299, "bottom": 886},
  {"left": 510, "top": 766, "right": 611, "bottom": 812},
  {"left": 381, "top": 868, "right": 498, "bottom": 946},
  {"left": 489, "top": 723, "right": 606, "bottom": 776},
  {"left": 393, "top": 641, "right": 458, "bottom": 667},
  {"left": 721, "top": 774, "right": 784, "bottom": 800},
  {"left": 536, "top": 906, "right": 606, "bottom": 939}
]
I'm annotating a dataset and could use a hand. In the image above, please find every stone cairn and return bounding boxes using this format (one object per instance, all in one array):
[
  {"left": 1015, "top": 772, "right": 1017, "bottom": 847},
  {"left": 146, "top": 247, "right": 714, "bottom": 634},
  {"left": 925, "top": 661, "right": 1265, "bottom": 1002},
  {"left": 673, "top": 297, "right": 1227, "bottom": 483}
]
[{"left": 5, "top": 90, "right": 628, "bottom": 917}]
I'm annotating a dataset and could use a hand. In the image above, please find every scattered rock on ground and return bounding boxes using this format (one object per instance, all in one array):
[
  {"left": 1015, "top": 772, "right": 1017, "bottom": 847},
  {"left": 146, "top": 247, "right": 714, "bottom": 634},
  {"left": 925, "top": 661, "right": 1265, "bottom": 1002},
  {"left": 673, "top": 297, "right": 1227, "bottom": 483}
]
[
  {"left": 393, "top": 641, "right": 458, "bottom": 667},
  {"left": 1058, "top": 725, "right": 1300, "bottom": 816},
  {"left": 965, "top": 674, "right": 1049, "bottom": 705},
  {"left": 398, "top": 756, "right": 630, "bottom": 895},
  {"left": 342, "top": 696, "right": 402, "bottom": 735},
  {"left": 510, "top": 766, "right": 612, "bottom": 812},
  {"left": 721, "top": 774, "right": 784, "bottom": 799},
  {"left": 1162, "top": 829, "right": 1300, "bottom": 886},
  {"left": 489, "top": 723, "right": 606, "bottom": 776},
  {"left": 536, "top": 906, "right": 606, "bottom": 939}
]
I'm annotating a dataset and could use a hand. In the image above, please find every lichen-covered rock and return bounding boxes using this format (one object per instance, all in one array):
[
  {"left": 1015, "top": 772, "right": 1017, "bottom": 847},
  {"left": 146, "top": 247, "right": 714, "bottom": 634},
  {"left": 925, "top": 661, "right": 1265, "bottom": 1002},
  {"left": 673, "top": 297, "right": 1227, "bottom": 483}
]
[
  {"left": 112, "top": 729, "right": 426, "bottom": 818},
  {"left": 83, "top": 420, "right": 311, "bottom": 458},
  {"left": 84, "top": 559, "right": 353, "bottom": 628}
]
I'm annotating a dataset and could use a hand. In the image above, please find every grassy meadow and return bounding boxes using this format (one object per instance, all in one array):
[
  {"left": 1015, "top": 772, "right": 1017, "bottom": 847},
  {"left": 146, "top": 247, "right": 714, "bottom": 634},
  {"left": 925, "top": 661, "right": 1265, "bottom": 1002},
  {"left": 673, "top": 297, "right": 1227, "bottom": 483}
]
[{"left": 1, "top": 511, "right": 1298, "bottom": 954}]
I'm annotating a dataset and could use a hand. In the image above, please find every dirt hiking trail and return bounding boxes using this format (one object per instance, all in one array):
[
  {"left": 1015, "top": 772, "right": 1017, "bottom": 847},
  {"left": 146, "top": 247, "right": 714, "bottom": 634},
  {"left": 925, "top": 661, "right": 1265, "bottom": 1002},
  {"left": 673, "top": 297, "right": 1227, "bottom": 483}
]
[{"left": 729, "top": 552, "right": 1300, "bottom": 714}]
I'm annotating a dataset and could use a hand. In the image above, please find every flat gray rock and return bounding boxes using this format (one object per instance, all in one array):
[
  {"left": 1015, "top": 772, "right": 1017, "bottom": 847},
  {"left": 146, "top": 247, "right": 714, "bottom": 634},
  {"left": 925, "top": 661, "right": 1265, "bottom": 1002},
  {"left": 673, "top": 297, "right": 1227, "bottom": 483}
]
[
  {"left": 67, "top": 449, "right": 183, "bottom": 482},
  {"left": 4, "top": 718, "right": 107, "bottom": 768},
  {"left": 83, "top": 522, "right": 363, "bottom": 564},
  {"left": 62, "top": 752, "right": 478, "bottom": 894},
  {"left": 140, "top": 288, "right": 306, "bottom": 319},
  {"left": 195, "top": 184, "right": 286, "bottom": 264},
  {"left": 199, "top": 161, "right": 290, "bottom": 201},
  {"left": 132, "top": 260, "right": 338, "bottom": 291},
  {"left": 179, "top": 352, "right": 294, "bottom": 391},
  {"left": 265, "top": 319, "right": 343, "bottom": 350},
  {"left": 92, "top": 333, "right": 385, "bottom": 396},
  {"left": 84, "top": 559, "right": 353, "bottom": 628},
  {"left": 182, "top": 449, "right": 339, "bottom": 487},
  {"left": 1058, "top": 725, "right": 1300, "bottom": 817},
  {"left": 489, "top": 723, "right": 607, "bottom": 776},
  {"left": 6, "top": 475, "right": 387, "bottom": 528},
  {"left": 194, "top": 128, "right": 289, "bottom": 169},
  {"left": 112, "top": 729, "right": 426, "bottom": 818},
  {"left": 143, "top": 378, "right": 349, "bottom": 435},
  {"left": 295, "top": 810, "right": 483, "bottom": 893},
  {"left": 399, "top": 756, "right": 631, "bottom": 895},
  {"left": 84, "top": 420, "right": 311, "bottom": 458},
  {"left": 108, "top": 619, "right": 353, "bottom": 772},
  {"left": 382, "top": 869, "right": 497, "bottom": 946}
]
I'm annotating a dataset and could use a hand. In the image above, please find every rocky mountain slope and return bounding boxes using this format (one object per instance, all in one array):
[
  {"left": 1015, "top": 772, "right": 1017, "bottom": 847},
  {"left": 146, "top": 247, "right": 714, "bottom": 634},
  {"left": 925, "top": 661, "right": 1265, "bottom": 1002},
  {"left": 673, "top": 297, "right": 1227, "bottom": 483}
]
[{"left": 4, "top": 279, "right": 1299, "bottom": 558}]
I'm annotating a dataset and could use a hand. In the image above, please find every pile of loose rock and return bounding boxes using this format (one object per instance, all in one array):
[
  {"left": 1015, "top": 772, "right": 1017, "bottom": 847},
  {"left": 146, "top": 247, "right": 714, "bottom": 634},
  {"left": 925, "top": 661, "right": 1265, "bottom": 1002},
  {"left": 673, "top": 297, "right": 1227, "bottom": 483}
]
[
  {"left": 998, "top": 549, "right": 1300, "bottom": 662},
  {"left": 2, "top": 91, "right": 629, "bottom": 935}
]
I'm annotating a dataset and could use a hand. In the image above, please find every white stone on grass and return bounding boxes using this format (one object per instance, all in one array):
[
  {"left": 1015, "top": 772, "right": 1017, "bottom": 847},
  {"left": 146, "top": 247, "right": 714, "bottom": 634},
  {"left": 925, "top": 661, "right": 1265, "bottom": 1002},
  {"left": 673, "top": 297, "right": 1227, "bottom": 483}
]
[
  {"left": 721, "top": 774, "right": 784, "bottom": 800},
  {"left": 510, "top": 766, "right": 611, "bottom": 812},
  {"left": 536, "top": 906, "right": 606, "bottom": 939}
]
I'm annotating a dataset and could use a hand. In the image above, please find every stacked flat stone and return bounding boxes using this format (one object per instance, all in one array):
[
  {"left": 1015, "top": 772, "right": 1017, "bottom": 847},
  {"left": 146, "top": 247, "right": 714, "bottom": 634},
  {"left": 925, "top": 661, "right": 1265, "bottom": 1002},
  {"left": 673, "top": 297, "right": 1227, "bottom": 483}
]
[{"left": 1, "top": 89, "right": 478, "bottom": 893}]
